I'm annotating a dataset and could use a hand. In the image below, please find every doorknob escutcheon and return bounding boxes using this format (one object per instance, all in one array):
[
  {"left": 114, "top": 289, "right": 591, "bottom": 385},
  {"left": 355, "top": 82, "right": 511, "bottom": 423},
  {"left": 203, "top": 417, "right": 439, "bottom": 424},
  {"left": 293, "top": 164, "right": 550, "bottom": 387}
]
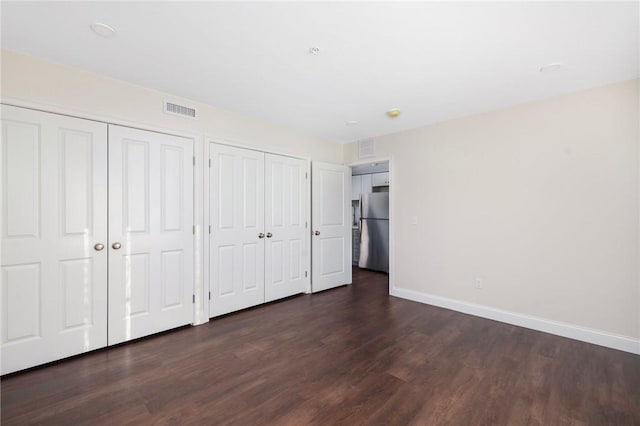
[
  {"left": 258, "top": 233, "right": 265, "bottom": 239},
  {"left": 112, "top": 242, "right": 122, "bottom": 250},
  {"left": 94, "top": 243, "right": 104, "bottom": 251},
  {"left": 314, "top": 231, "right": 320, "bottom": 236}
]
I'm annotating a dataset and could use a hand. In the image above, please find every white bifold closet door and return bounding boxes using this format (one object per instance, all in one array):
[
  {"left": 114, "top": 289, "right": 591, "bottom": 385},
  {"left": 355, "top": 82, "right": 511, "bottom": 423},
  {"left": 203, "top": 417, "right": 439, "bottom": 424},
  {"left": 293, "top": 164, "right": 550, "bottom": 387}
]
[
  {"left": 209, "top": 144, "right": 265, "bottom": 317},
  {"left": 209, "top": 144, "right": 309, "bottom": 317},
  {"left": 264, "top": 153, "right": 309, "bottom": 302},
  {"left": 1, "top": 105, "right": 108, "bottom": 374},
  {"left": 108, "top": 125, "right": 194, "bottom": 345},
  {"left": 311, "top": 161, "right": 352, "bottom": 292}
]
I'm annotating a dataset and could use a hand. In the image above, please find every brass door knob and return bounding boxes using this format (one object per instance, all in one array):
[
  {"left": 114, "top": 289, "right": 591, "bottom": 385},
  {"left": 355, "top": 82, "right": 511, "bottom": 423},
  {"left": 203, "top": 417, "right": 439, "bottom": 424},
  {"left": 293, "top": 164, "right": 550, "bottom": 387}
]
[
  {"left": 94, "top": 243, "right": 104, "bottom": 251},
  {"left": 112, "top": 242, "right": 122, "bottom": 250}
]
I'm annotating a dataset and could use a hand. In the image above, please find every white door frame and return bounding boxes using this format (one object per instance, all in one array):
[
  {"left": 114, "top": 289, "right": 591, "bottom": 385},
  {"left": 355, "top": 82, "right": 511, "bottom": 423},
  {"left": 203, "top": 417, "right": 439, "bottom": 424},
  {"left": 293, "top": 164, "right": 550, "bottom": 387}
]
[
  {"left": 204, "top": 139, "right": 312, "bottom": 319},
  {"left": 347, "top": 156, "right": 394, "bottom": 294}
]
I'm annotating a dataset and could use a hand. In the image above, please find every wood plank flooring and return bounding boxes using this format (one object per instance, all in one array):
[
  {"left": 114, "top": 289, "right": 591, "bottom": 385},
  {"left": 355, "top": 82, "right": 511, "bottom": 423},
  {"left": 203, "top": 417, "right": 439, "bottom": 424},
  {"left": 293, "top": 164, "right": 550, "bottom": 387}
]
[{"left": 2, "top": 267, "right": 639, "bottom": 425}]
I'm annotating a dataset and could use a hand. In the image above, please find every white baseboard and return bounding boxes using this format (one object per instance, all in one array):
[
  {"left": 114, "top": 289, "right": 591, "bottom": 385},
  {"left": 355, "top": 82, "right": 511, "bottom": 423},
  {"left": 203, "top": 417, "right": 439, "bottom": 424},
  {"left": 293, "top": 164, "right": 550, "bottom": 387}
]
[{"left": 390, "top": 286, "right": 640, "bottom": 355}]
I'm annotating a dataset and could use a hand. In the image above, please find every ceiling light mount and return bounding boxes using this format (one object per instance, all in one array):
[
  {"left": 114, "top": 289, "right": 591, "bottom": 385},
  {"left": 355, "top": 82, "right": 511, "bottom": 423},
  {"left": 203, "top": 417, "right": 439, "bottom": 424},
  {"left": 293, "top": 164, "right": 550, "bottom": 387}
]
[
  {"left": 90, "top": 22, "right": 116, "bottom": 38},
  {"left": 386, "top": 108, "right": 401, "bottom": 118},
  {"left": 309, "top": 47, "right": 320, "bottom": 55}
]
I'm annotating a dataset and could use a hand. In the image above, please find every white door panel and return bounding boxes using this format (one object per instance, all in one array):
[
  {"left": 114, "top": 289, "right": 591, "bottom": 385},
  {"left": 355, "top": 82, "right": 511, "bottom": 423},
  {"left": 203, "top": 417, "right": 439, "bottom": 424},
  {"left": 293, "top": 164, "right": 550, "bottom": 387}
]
[
  {"left": 108, "top": 125, "right": 193, "bottom": 345},
  {"left": 311, "top": 161, "right": 352, "bottom": 292},
  {"left": 265, "top": 154, "right": 308, "bottom": 302},
  {"left": 209, "top": 144, "right": 265, "bottom": 317},
  {"left": 1, "top": 105, "right": 108, "bottom": 374}
]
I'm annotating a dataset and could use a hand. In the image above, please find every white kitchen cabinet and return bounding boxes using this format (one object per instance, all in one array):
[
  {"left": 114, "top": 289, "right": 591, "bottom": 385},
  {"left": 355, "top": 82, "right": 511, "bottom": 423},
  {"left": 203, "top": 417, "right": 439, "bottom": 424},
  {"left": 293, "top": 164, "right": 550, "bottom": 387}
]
[
  {"left": 351, "top": 175, "right": 362, "bottom": 201},
  {"left": 361, "top": 174, "right": 373, "bottom": 197},
  {"left": 1, "top": 105, "right": 196, "bottom": 374},
  {"left": 352, "top": 173, "right": 380, "bottom": 201},
  {"left": 372, "top": 172, "right": 390, "bottom": 186}
]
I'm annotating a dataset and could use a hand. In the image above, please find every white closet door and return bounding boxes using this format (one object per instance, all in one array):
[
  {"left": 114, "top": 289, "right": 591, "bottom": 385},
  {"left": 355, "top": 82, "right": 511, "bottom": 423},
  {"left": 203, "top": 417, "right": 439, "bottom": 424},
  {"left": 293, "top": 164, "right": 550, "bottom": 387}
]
[
  {"left": 311, "top": 161, "right": 352, "bottom": 292},
  {"left": 1, "top": 105, "right": 108, "bottom": 374},
  {"left": 264, "top": 154, "right": 309, "bottom": 302},
  {"left": 108, "top": 125, "right": 194, "bottom": 345},
  {"left": 209, "top": 143, "right": 265, "bottom": 317}
]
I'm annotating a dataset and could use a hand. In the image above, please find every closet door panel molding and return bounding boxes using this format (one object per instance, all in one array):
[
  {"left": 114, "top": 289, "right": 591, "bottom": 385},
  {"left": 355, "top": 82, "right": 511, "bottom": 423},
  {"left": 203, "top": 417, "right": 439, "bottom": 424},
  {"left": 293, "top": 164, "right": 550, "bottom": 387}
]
[
  {"left": 209, "top": 143, "right": 265, "bottom": 317},
  {"left": 264, "top": 154, "right": 309, "bottom": 302},
  {"left": 1, "top": 105, "right": 108, "bottom": 374},
  {"left": 108, "top": 125, "right": 194, "bottom": 345}
]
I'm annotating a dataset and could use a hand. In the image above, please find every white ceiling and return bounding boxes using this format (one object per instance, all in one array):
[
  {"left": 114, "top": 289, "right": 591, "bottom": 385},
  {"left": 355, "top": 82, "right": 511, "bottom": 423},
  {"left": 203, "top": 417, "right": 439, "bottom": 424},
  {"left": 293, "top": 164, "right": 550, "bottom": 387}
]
[{"left": 2, "top": 2, "right": 638, "bottom": 143}]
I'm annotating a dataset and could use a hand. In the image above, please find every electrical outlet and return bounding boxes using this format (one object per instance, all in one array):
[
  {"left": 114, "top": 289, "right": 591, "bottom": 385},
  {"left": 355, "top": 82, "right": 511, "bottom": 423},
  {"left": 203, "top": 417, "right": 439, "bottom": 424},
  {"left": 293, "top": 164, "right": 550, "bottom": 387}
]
[{"left": 475, "top": 277, "right": 483, "bottom": 289}]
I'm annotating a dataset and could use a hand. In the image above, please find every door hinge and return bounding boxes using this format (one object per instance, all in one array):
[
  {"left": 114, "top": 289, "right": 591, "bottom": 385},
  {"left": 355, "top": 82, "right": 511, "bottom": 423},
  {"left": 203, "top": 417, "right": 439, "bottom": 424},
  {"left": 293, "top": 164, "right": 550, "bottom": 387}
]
[
  {"left": 305, "top": 172, "right": 308, "bottom": 179},
  {"left": 208, "top": 291, "right": 211, "bottom": 300},
  {"left": 305, "top": 221, "right": 308, "bottom": 228},
  {"left": 208, "top": 158, "right": 211, "bottom": 168},
  {"left": 193, "top": 225, "right": 196, "bottom": 235},
  {"left": 192, "top": 294, "right": 195, "bottom": 304},
  {"left": 193, "top": 156, "right": 196, "bottom": 166},
  {"left": 209, "top": 225, "right": 212, "bottom": 234},
  {"left": 305, "top": 271, "right": 308, "bottom": 278}
]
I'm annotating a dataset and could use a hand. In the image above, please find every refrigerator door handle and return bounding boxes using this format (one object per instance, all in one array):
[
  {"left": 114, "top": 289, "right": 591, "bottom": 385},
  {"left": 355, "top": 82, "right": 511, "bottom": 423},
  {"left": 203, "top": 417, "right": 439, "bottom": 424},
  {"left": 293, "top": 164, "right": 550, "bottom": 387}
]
[{"left": 359, "top": 194, "right": 363, "bottom": 233}]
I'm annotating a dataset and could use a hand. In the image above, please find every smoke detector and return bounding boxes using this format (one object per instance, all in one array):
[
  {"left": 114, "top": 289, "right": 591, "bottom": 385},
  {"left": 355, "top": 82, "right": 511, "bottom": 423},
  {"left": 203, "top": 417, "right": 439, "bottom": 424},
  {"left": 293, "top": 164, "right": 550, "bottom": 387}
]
[
  {"left": 90, "top": 23, "right": 116, "bottom": 38},
  {"left": 539, "top": 62, "right": 562, "bottom": 73}
]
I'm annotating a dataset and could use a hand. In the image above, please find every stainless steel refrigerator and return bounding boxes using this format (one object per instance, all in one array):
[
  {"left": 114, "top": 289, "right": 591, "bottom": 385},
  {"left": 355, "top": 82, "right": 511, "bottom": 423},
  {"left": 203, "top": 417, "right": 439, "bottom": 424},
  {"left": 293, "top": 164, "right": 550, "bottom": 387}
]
[{"left": 358, "top": 192, "right": 389, "bottom": 272}]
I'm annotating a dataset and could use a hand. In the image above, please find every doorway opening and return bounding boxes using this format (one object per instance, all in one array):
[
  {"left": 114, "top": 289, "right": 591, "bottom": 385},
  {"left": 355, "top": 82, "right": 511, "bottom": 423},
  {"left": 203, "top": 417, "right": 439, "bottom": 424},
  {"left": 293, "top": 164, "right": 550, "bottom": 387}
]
[{"left": 350, "top": 161, "right": 390, "bottom": 288}]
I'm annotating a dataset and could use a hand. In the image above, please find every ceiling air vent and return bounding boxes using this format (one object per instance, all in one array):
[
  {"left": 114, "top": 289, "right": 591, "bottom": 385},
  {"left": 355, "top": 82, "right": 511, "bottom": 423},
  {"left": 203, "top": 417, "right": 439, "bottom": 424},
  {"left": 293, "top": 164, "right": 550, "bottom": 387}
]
[
  {"left": 358, "top": 138, "right": 375, "bottom": 159},
  {"left": 164, "top": 101, "right": 197, "bottom": 119}
]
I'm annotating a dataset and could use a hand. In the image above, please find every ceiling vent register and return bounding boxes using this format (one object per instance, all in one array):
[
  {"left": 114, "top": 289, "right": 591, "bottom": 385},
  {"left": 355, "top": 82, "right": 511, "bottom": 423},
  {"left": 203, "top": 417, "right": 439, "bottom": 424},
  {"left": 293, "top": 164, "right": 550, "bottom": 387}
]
[
  {"left": 164, "top": 101, "right": 197, "bottom": 119},
  {"left": 358, "top": 138, "right": 375, "bottom": 159}
]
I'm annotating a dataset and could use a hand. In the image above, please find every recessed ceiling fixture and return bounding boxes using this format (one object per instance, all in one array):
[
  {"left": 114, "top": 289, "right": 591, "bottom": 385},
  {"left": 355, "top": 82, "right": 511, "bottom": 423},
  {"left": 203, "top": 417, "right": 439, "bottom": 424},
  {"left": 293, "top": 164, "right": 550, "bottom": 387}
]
[
  {"left": 345, "top": 120, "right": 358, "bottom": 126},
  {"left": 539, "top": 62, "right": 562, "bottom": 73},
  {"left": 386, "top": 108, "right": 401, "bottom": 118},
  {"left": 309, "top": 47, "right": 320, "bottom": 55},
  {"left": 90, "top": 22, "right": 116, "bottom": 38}
]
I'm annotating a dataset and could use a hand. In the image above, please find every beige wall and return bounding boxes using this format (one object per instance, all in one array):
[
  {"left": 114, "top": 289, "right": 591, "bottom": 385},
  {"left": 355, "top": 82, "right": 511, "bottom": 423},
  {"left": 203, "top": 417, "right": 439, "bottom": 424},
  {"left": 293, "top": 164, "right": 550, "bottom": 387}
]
[
  {"left": 3, "top": 49, "right": 638, "bottom": 341},
  {"left": 345, "top": 79, "right": 640, "bottom": 339},
  {"left": 0, "top": 49, "right": 343, "bottom": 162}
]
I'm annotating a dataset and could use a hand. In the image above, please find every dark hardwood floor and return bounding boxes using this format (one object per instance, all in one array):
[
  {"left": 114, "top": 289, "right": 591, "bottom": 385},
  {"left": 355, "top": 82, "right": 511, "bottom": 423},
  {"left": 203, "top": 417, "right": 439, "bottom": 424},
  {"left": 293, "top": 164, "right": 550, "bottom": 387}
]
[{"left": 2, "top": 267, "right": 639, "bottom": 425}]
